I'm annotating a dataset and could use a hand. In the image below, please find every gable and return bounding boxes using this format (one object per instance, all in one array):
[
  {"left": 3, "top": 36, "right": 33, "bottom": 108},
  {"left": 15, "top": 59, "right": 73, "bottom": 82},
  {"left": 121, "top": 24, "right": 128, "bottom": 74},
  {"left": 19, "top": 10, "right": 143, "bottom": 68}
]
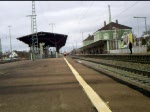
[
  {"left": 98, "top": 22, "right": 132, "bottom": 31},
  {"left": 83, "top": 35, "right": 94, "bottom": 41}
]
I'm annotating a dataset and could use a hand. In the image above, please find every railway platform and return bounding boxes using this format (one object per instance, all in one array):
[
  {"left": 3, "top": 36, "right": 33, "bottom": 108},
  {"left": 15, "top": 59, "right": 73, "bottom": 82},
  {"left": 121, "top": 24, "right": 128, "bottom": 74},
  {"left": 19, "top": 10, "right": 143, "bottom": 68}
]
[{"left": 0, "top": 57, "right": 150, "bottom": 112}]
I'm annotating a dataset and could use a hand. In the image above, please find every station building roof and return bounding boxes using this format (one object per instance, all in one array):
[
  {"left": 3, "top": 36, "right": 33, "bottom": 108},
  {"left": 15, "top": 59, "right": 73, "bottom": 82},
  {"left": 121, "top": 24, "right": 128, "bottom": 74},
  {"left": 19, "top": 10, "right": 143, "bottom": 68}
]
[
  {"left": 17, "top": 31, "right": 68, "bottom": 51},
  {"left": 98, "top": 22, "right": 132, "bottom": 31},
  {"left": 83, "top": 35, "right": 94, "bottom": 41}
]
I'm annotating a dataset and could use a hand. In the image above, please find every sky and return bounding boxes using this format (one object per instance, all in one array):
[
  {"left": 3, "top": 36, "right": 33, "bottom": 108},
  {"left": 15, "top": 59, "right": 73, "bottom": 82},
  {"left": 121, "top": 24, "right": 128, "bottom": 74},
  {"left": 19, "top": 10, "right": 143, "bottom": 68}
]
[{"left": 0, "top": 1, "right": 150, "bottom": 53}]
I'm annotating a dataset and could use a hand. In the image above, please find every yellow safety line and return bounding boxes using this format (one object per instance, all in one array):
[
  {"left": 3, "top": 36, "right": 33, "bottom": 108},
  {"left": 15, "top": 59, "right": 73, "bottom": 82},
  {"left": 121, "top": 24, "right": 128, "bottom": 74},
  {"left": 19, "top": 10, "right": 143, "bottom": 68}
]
[{"left": 64, "top": 58, "right": 112, "bottom": 112}]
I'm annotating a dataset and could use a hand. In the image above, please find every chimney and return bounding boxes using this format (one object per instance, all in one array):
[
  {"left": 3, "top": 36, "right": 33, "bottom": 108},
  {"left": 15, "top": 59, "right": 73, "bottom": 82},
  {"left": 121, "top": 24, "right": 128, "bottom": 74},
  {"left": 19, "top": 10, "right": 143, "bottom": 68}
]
[
  {"left": 116, "top": 20, "right": 118, "bottom": 24},
  {"left": 104, "top": 21, "right": 106, "bottom": 26}
]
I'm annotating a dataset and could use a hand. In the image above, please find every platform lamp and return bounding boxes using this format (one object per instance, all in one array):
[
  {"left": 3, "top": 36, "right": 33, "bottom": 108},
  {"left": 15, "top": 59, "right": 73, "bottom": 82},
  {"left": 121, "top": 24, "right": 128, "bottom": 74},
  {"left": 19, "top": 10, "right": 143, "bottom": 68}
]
[
  {"left": 133, "top": 16, "right": 148, "bottom": 35},
  {"left": 133, "top": 16, "right": 148, "bottom": 46},
  {"left": 8, "top": 26, "right": 12, "bottom": 60}
]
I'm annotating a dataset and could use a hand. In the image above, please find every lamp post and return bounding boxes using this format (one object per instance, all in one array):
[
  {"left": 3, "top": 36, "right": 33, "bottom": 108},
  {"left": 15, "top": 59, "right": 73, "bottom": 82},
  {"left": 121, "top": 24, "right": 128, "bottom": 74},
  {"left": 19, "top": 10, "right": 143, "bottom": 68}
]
[
  {"left": 8, "top": 26, "right": 12, "bottom": 60},
  {"left": 133, "top": 16, "right": 148, "bottom": 46},
  {"left": 133, "top": 16, "right": 147, "bottom": 35},
  {"left": 49, "top": 23, "right": 55, "bottom": 33},
  {"left": 49, "top": 23, "right": 56, "bottom": 57}
]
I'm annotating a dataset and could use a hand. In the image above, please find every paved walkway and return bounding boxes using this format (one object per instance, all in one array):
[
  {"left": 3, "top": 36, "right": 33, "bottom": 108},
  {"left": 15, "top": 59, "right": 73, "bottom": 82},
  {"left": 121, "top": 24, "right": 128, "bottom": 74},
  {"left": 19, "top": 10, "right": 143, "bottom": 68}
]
[{"left": 0, "top": 57, "right": 150, "bottom": 112}]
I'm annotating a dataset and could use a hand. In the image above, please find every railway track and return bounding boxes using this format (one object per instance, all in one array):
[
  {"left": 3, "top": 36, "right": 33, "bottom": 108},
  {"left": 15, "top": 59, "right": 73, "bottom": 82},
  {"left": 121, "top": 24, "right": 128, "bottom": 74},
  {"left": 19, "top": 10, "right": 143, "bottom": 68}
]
[
  {"left": 75, "top": 54, "right": 150, "bottom": 64},
  {"left": 71, "top": 56, "right": 150, "bottom": 96},
  {"left": 0, "top": 59, "right": 23, "bottom": 64}
]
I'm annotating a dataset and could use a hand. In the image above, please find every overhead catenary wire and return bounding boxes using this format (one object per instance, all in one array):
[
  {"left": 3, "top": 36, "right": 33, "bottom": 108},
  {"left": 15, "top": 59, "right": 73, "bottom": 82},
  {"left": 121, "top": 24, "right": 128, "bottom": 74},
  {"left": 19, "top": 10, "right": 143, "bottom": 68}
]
[
  {"left": 36, "top": 1, "right": 54, "bottom": 32},
  {"left": 87, "top": 1, "right": 140, "bottom": 34},
  {"left": 77, "top": 1, "right": 95, "bottom": 41},
  {"left": 112, "top": 1, "right": 139, "bottom": 20},
  {"left": 93, "top": 1, "right": 139, "bottom": 25},
  {"left": 78, "top": 1, "right": 95, "bottom": 26},
  {"left": 79, "top": 1, "right": 95, "bottom": 23},
  {"left": 68, "top": 1, "right": 92, "bottom": 45}
]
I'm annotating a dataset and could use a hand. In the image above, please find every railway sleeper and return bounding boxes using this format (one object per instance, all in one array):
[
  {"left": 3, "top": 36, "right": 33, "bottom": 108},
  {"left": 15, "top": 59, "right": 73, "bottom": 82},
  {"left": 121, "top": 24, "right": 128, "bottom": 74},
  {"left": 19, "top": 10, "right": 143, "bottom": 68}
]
[
  {"left": 78, "top": 59, "right": 150, "bottom": 92},
  {"left": 79, "top": 59, "right": 149, "bottom": 81},
  {"left": 80, "top": 58, "right": 150, "bottom": 76}
]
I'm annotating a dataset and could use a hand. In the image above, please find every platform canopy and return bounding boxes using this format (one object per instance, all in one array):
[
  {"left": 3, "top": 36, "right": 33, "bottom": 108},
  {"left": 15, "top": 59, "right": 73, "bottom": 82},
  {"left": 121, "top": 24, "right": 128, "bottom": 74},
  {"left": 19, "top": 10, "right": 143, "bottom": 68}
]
[{"left": 17, "top": 31, "right": 68, "bottom": 52}]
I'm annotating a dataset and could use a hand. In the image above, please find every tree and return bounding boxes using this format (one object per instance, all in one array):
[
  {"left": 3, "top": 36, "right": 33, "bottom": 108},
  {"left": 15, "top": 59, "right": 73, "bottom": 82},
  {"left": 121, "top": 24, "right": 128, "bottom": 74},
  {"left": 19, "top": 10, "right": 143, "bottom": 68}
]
[{"left": 0, "top": 52, "right": 2, "bottom": 59}]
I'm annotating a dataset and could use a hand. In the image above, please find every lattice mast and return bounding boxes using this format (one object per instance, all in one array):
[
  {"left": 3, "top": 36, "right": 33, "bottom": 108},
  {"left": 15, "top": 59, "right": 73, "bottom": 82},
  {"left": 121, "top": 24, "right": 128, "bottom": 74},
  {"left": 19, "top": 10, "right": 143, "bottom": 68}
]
[{"left": 32, "top": 1, "right": 38, "bottom": 54}]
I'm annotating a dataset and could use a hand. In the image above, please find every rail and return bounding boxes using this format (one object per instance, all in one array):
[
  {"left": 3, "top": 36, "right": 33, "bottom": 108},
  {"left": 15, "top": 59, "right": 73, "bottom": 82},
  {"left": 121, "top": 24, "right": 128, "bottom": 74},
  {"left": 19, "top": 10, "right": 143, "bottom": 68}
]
[
  {"left": 71, "top": 56, "right": 150, "bottom": 96},
  {"left": 74, "top": 54, "right": 150, "bottom": 64}
]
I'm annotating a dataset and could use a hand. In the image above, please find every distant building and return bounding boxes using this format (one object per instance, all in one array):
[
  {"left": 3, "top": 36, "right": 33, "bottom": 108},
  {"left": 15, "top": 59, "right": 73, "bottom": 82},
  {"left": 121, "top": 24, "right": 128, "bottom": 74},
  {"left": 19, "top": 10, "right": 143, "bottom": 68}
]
[
  {"left": 2, "top": 50, "right": 30, "bottom": 60},
  {"left": 14, "top": 51, "right": 30, "bottom": 59},
  {"left": 9, "top": 51, "right": 18, "bottom": 58},
  {"left": 134, "top": 36, "right": 150, "bottom": 47},
  {"left": 83, "top": 34, "right": 94, "bottom": 46},
  {"left": 80, "top": 20, "right": 133, "bottom": 54},
  {"left": 93, "top": 20, "right": 132, "bottom": 50},
  {"left": 145, "top": 35, "right": 150, "bottom": 52}
]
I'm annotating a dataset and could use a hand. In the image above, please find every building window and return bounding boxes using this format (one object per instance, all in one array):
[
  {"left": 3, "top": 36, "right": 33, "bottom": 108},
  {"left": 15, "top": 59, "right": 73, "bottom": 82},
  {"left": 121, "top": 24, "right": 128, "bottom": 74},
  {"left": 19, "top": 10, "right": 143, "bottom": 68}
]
[
  {"left": 103, "top": 33, "right": 109, "bottom": 39},
  {"left": 94, "top": 34, "right": 99, "bottom": 41},
  {"left": 123, "top": 32, "right": 128, "bottom": 35},
  {"left": 113, "top": 32, "right": 118, "bottom": 39}
]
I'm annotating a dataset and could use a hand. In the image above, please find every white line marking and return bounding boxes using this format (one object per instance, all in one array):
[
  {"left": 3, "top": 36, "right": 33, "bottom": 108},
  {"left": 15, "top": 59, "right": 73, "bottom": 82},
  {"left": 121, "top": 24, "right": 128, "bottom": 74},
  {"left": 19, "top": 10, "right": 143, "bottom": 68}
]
[
  {"left": 77, "top": 60, "right": 82, "bottom": 63},
  {"left": 64, "top": 58, "right": 112, "bottom": 112}
]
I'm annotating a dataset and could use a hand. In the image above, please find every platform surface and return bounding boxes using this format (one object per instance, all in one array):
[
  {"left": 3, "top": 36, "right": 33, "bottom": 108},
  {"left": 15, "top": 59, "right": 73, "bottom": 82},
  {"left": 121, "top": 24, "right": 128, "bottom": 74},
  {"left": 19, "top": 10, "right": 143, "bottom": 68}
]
[{"left": 0, "top": 57, "right": 150, "bottom": 112}]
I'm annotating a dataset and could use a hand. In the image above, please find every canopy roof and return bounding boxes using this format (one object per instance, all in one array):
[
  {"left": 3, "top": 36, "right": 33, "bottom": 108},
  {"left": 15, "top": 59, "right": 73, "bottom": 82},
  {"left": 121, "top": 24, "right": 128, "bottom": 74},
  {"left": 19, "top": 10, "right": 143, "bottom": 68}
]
[
  {"left": 17, "top": 31, "right": 68, "bottom": 51},
  {"left": 80, "top": 39, "right": 107, "bottom": 50}
]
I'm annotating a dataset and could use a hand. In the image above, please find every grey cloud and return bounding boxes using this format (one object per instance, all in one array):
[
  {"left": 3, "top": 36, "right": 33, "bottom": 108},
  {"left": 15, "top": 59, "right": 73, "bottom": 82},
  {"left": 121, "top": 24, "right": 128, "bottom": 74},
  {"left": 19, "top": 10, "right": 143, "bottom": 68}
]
[{"left": 0, "top": 1, "right": 150, "bottom": 52}]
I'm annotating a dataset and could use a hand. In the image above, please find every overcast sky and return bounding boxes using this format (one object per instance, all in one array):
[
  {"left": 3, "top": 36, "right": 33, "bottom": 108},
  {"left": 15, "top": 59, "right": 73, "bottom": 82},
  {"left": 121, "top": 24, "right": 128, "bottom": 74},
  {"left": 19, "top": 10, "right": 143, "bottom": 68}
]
[{"left": 0, "top": 1, "right": 150, "bottom": 53}]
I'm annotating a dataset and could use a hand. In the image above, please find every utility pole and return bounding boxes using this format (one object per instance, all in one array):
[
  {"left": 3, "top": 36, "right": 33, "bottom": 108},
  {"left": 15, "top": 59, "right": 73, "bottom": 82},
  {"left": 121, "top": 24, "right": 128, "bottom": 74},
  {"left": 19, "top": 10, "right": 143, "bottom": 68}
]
[
  {"left": 26, "top": 15, "right": 35, "bottom": 33},
  {"left": 27, "top": 1, "right": 38, "bottom": 60},
  {"left": 8, "top": 26, "right": 12, "bottom": 59},
  {"left": 49, "top": 23, "right": 57, "bottom": 58},
  {"left": 74, "top": 40, "right": 77, "bottom": 49},
  {"left": 0, "top": 38, "right": 2, "bottom": 54},
  {"left": 32, "top": 1, "right": 38, "bottom": 58},
  {"left": 27, "top": 14, "right": 35, "bottom": 60},
  {"left": 49, "top": 23, "right": 55, "bottom": 33},
  {"left": 133, "top": 16, "right": 148, "bottom": 35},
  {"left": 108, "top": 5, "right": 112, "bottom": 23},
  {"left": 76, "top": 41, "right": 77, "bottom": 50},
  {"left": 81, "top": 32, "right": 84, "bottom": 41}
]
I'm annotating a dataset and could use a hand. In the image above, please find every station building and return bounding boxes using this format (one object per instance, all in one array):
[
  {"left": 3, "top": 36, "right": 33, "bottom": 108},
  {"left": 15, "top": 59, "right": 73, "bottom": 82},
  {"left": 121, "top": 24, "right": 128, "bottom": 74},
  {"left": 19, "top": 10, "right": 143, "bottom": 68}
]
[{"left": 80, "top": 20, "right": 132, "bottom": 54}]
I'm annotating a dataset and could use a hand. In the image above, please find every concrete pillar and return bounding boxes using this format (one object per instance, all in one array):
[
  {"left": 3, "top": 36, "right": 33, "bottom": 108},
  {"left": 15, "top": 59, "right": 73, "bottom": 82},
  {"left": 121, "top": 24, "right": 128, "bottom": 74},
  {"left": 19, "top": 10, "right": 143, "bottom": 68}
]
[
  {"left": 56, "top": 52, "right": 58, "bottom": 58},
  {"left": 55, "top": 47, "right": 59, "bottom": 58},
  {"left": 40, "top": 43, "right": 45, "bottom": 59},
  {"left": 113, "top": 41, "right": 115, "bottom": 49},
  {"left": 107, "top": 40, "right": 110, "bottom": 53},
  {"left": 115, "top": 40, "right": 118, "bottom": 49},
  {"left": 118, "top": 40, "right": 121, "bottom": 49},
  {"left": 112, "top": 41, "right": 114, "bottom": 50}
]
